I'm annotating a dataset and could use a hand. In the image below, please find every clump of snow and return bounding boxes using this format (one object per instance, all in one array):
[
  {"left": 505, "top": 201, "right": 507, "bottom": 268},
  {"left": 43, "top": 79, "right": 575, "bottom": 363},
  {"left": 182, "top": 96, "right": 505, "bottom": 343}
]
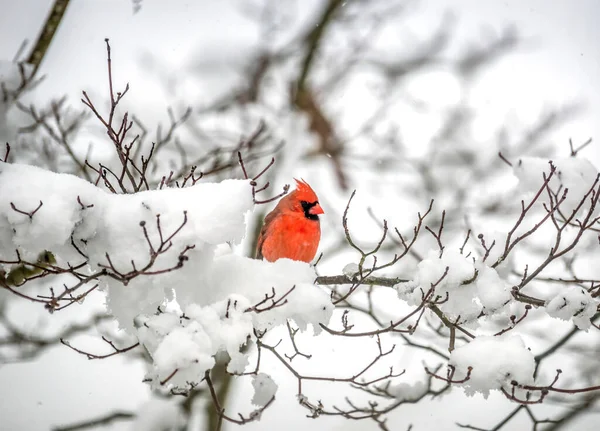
[
  {"left": 419, "top": 249, "right": 475, "bottom": 289},
  {"left": 396, "top": 249, "right": 473, "bottom": 306},
  {"left": 449, "top": 334, "right": 535, "bottom": 398},
  {"left": 475, "top": 264, "right": 512, "bottom": 315},
  {"left": 134, "top": 256, "right": 331, "bottom": 389},
  {"left": 395, "top": 249, "right": 511, "bottom": 324},
  {"left": 153, "top": 323, "right": 215, "bottom": 382},
  {"left": 186, "top": 298, "right": 253, "bottom": 358},
  {"left": 342, "top": 263, "right": 359, "bottom": 279},
  {"left": 135, "top": 257, "right": 333, "bottom": 388},
  {"left": 179, "top": 254, "right": 333, "bottom": 334},
  {"left": 0, "top": 162, "right": 252, "bottom": 262},
  {"left": 0, "top": 162, "right": 254, "bottom": 328},
  {"left": 227, "top": 348, "right": 251, "bottom": 375},
  {"left": 136, "top": 310, "right": 218, "bottom": 387},
  {"left": 546, "top": 287, "right": 597, "bottom": 330},
  {"left": 395, "top": 279, "right": 419, "bottom": 301},
  {"left": 251, "top": 373, "right": 278, "bottom": 407}
]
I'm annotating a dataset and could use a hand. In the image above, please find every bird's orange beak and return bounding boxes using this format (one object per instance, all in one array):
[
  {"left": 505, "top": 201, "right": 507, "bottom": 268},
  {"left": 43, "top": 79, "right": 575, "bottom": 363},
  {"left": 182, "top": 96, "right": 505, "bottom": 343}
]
[{"left": 309, "top": 203, "right": 324, "bottom": 215}]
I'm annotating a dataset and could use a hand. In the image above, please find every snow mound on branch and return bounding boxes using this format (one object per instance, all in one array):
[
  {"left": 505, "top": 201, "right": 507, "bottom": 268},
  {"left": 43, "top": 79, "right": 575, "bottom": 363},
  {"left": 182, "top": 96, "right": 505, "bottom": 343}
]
[
  {"left": 251, "top": 373, "right": 278, "bottom": 407},
  {"left": 546, "top": 287, "right": 597, "bottom": 330},
  {"left": 0, "top": 162, "right": 251, "bottom": 262},
  {"left": 0, "top": 163, "right": 102, "bottom": 261},
  {"left": 475, "top": 264, "right": 513, "bottom": 315},
  {"left": 342, "top": 263, "right": 359, "bottom": 279},
  {"left": 449, "top": 334, "right": 535, "bottom": 398},
  {"left": 0, "top": 162, "right": 254, "bottom": 326},
  {"left": 136, "top": 258, "right": 333, "bottom": 388},
  {"left": 395, "top": 249, "right": 512, "bottom": 324},
  {"left": 177, "top": 254, "right": 330, "bottom": 334}
]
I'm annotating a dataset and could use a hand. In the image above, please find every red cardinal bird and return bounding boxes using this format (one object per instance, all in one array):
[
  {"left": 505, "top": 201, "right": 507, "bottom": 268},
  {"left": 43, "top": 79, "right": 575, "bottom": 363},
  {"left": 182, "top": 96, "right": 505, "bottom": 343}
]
[{"left": 256, "top": 179, "right": 324, "bottom": 263}]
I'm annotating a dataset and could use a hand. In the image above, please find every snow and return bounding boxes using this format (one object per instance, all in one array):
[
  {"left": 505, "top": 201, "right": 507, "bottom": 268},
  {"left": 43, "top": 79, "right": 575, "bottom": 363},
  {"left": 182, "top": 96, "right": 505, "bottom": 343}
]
[
  {"left": 448, "top": 334, "right": 535, "bottom": 398},
  {"left": 2, "top": 125, "right": 596, "bottom": 424},
  {"left": 396, "top": 249, "right": 473, "bottom": 307},
  {"left": 0, "top": 161, "right": 334, "bottom": 391},
  {"left": 0, "top": 161, "right": 254, "bottom": 327},
  {"left": 474, "top": 263, "right": 512, "bottom": 315},
  {"left": 176, "top": 254, "right": 333, "bottom": 333},
  {"left": 546, "top": 287, "right": 598, "bottom": 330},
  {"left": 0, "top": 162, "right": 252, "bottom": 263},
  {"left": 251, "top": 373, "right": 278, "bottom": 407},
  {"left": 0, "top": 2, "right": 598, "bottom": 430},
  {"left": 152, "top": 323, "right": 216, "bottom": 381},
  {"left": 135, "top": 257, "right": 333, "bottom": 388},
  {"left": 395, "top": 249, "right": 512, "bottom": 324},
  {"left": 342, "top": 263, "right": 359, "bottom": 279}
]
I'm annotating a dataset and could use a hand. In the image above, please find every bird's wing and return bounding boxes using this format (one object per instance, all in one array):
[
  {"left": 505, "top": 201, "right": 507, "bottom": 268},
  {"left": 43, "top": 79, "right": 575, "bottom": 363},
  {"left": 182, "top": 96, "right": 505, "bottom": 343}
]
[{"left": 255, "top": 209, "right": 279, "bottom": 259}]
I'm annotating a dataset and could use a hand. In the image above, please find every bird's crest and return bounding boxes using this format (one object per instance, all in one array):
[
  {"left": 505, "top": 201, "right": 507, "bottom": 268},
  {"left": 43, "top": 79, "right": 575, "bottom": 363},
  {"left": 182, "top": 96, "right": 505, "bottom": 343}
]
[{"left": 293, "top": 178, "right": 319, "bottom": 202}]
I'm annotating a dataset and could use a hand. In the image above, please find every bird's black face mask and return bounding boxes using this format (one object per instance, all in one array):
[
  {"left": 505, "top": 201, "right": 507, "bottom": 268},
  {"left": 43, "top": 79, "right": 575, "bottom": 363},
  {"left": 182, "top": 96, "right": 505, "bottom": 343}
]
[{"left": 301, "top": 200, "right": 320, "bottom": 220}]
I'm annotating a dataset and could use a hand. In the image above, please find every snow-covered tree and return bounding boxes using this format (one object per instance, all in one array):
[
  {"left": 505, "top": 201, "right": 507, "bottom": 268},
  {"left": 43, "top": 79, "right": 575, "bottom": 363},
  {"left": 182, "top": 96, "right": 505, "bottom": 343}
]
[{"left": 1, "top": 1, "right": 598, "bottom": 430}]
